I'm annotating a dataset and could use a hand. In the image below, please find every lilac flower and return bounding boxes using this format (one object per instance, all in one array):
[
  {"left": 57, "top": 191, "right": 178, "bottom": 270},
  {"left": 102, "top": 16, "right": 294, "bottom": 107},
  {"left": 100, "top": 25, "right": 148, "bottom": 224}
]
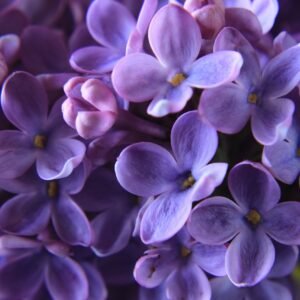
[
  {"left": 0, "top": 165, "right": 92, "bottom": 246},
  {"left": 112, "top": 4, "right": 243, "bottom": 117},
  {"left": 0, "top": 71, "right": 85, "bottom": 179},
  {"left": 134, "top": 227, "right": 226, "bottom": 300},
  {"left": 187, "top": 161, "right": 300, "bottom": 286},
  {"left": 115, "top": 111, "right": 227, "bottom": 244},
  {"left": 199, "top": 27, "right": 299, "bottom": 145}
]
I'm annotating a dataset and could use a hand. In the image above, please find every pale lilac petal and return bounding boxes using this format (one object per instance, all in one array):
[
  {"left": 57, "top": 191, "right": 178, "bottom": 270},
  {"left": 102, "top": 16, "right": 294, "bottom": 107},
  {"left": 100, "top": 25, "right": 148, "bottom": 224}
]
[
  {"left": 171, "top": 111, "right": 218, "bottom": 170},
  {"left": 70, "top": 46, "right": 122, "bottom": 74},
  {"left": 52, "top": 195, "right": 92, "bottom": 246},
  {"left": 1, "top": 71, "right": 48, "bottom": 133},
  {"left": 166, "top": 265, "right": 211, "bottom": 300},
  {"left": 0, "top": 34, "right": 20, "bottom": 64},
  {"left": 226, "top": 228, "right": 275, "bottom": 287},
  {"left": 146, "top": 84, "right": 193, "bottom": 117},
  {"left": 0, "top": 130, "right": 35, "bottom": 179},
  {"left": 228, "top": 162, "right": 281, "bottom": 213},
  {"left": 199, "top": 84, "right": 250, "bottom": 133},
  {"left": 149, "top": 4, "right": 201, "bottom": 69},
  {"left": 112, "top": 53, "right": 167, "bottom": 102},
  {"left": 262, "top": 44, "right": 300, "bottom": 98},
  {"left": 273, "top": 31, "right": 297, "bottom": 55},
  {"left": 87, "top": 0, "right": 135, "bottom": 49},
  {"left": 140, "top": 190, "right": 192, "bottom": 244},
  {"left": 264, "top": 202, "right": 300, "bottom": 245},
  {"left": 36, "top": 138, "right": 85, "bottom": 180},
  {"left": 46, "top": 256, "right": 89, "bottom": 300},
  {"left": 188, "top": 197, "right": 242, "bottom": 245},
  {"left": 251, "top": 97, "right": 295, "bottom": 145},
  {"left": 0, "top": 193, "right": 50, "bottom": 235},
  {"left": 190, "top": 163, "right": 228, "bottom": 201},
  {"left": 115, "top": 142, "right": 179, "bottom": 197},
  {"left": 186, "top": 51, "right": 243, "bottom": 88},
  {"left": 211, "top": 277, "right": 244, "bottom": 300}
]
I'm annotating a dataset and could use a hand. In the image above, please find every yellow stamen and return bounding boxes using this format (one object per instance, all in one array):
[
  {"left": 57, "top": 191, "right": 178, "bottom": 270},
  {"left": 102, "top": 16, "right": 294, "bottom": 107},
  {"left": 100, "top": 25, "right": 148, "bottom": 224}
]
[
  {"left": 248, "top": 93, "right": 258, "bottom": 104},
  {"left": 181, "top": 246, "right": 191, "bottom": 257},
  {"left": 169, "top": 73, "right": 186, "bottom": 87},
  {"left": 246, "top": 209, "right": 261, "bottom": 225},
  {"left": 47, "top": 181, "right": 58, "bottom": 198},
  {"left": 34, "top": 135, "right": 47, "bottom": 149},
  {"left": 297, "top": 148, "right": 300, "bottom": 157},
  {"left": 182, "top": 175, "right": 196, "bottom": 189}
]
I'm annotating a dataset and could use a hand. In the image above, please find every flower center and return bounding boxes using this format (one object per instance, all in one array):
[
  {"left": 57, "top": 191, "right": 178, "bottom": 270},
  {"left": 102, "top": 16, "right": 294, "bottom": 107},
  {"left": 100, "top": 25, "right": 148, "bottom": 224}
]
[
  {"left": 181, "top": 246, "right": 191, "bottom": 257},
  {"left": 34, "top": 134, "right": 47, "bottom": 149},
  {"left": 169, "top": 73, "right": 186, "bottom": 87},
  {"left": 297, "top": 148, "right": 300, "bottom": 157},
  {"left": 248, "top": 93, "right": 258, "bottom": 104},
  {"left": 246, "top": 209, "right": 261, "bottom": 225},
  {"left": 182, "top": 174, "right": 196, "bottom": 189},
  {"left": 47, "top": 181, "right": 59, "bottom": 198}
]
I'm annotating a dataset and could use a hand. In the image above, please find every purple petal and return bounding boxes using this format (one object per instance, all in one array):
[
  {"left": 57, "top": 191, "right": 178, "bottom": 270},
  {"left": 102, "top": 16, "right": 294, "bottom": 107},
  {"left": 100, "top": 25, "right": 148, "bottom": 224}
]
[
  {"left": 252, "top": 97, "right": 295, "bottom": 145},
  {"left": 262, "top": 44, "right": 300, "bottom": 98},
  {"left": 0, "top": 130, "right": 35, "bottom": 179},
  {"left": 187, "top": 197, "right": 242, "bottom": 245},
  {"left": 211, "top": 276, "right": 244, "bottom": 300},
  {"left": 0, "top": 8, "right": 29, "bottom": 35},
  {"left": 140, "top": 190, "right": 192, "bottom": 243},
  {"left": 171, "top": 111, "right": 218, "bottom": 171},
  {"left": 264, "top": 202, "right": 300, "bottom": 245},
  {"left": 166, "top": 265, "right": 211, "bottom": 300},
  {"left": 46, "top": 256, "right": 89, "bottom": 300},
  {"left": 112, "top": 53, "right": 167, "bottom": 102},
  {"left": 70, "top": 46, "right": 122, "bottom": 74},
  {"left": 52, "top": 195, "right": 92, "bottom": 246},
  {"left": 115, "top": 142, "right": 179, "bottom": 197},
  {"left": 36, "top": 138, "right": 85, "bottom": 180},
  {"left": 186, "top": 51, "right": 243, "bottom": 88},
  {"left": 1, "top": 71, "right": 48, "bottom": 133},
  {"left": 0, "top": 193, "right": 50, "bottom": 235},
  {"left": 87, "top": 0, "right": 135, "bottom": 50},
  {"left": 199, "top": 84, "right": 250, "bottom": 133},
  {"left": 228, "top": 162, "right": 281, "bottom": 213},
  {"left": 149, "top": 4, "right": 201, "bottom": 69},
  {"left": 226, "top": 228, "right": 275, "bottom": 287}
]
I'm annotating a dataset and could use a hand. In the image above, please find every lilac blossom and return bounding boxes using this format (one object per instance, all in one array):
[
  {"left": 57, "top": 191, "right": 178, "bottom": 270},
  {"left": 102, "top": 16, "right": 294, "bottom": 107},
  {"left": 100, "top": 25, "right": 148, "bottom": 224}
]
[
  {"left": 115, "top": 111, "right": 227, "bottom": 243},
  {"left": 0, "top": 164, "right": 92, "bottom": 246},
  {"left": 0, "top": 71, "right": 85, "bottom": 180},
  {"left": 112, "top": 3, "right": 243, "bottom": 117},
  {"left": 134, "top": 227, "right": 226, "bottom": 300},
  {"left": 188, "top": 161, "right": 300, "bottom": 286},
  {"left": 199, "top": 27, "right": 299, "bottom": 145}
]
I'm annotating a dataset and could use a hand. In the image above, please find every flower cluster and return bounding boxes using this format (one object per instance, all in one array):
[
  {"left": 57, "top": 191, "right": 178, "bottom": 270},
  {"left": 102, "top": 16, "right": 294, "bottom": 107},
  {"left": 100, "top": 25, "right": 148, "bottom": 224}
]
[{"left": 0, "top": 0, "right": 299, "bottom": 299}]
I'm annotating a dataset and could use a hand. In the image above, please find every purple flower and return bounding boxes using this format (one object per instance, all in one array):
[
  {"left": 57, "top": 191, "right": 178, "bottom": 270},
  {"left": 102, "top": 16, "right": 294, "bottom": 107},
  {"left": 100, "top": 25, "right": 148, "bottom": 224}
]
[
  {"left": 134, "top": 227, "right": 226, "bottom": 300},
  {"left": 199, "top": 27, "right": 298, "bottom": 145},
  {"left": 0, "top": 71, "right": 85, "bottom": 180},
  {"left": 0, "top": 165, "right": 92, "bottom": 246},
  {"left": 187, "top": 161, "right": 300, "bottom": 286},
  {"left": 115, "top": 111, "right": 227, "bottom": 244},
  {"left": 112, "top": 4, "right": 243, "bottom": 117}
]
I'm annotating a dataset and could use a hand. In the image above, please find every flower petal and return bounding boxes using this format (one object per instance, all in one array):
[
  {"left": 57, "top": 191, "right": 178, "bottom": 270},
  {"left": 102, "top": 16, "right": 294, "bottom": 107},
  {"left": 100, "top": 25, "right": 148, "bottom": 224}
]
[
  {"left": 140, "top": 190, "right": 192, "bottom": 244},
  {"left": 264, "top": 202, "right": 300, "bottom": 245},
  {"left": 36, "top": 138, "right": 85, "bottom": 180},
  {"left": 1, "top": 71, "right": 48, "bottom": 133},
  {"left": 52, "top": 195, "right": 92, "bottom": 246},
  {"left": 262, "top": 44, "right": 300, "bottom": 98},
  {"left": 0, "top": 193, "right": 50, "bottom": 235},
  {"left": 187, "top": 197, "right": 242, "bottom": 245},
  {"left": 171, "top": 111, "right": 218, "bottom": 170},
  {"left": 70, "top": 46, "right": 122, "bottom": 74},
  {"left": 115, "top": 142, "right": 179, "bottom": 197},
  {"left": 149, "top": 4, "right": 201, "bottom": 69},
  {"left": 112, "top": 53, "right": 167, "bottom": 102},
  {"left": 46, "top": 255, "right": 89, "bottom": 300},
  {"left": 226, "top": 228, "right": 275, "bottom": 287},
  {"left": 199, "top": 83, "right": 250, "bottom": 133},
  {"left": 87, "top": 0, "right": 135, "bottom": 50},
  {"left": 186, "top": 51, "right": 243, "bottom": 88},
  {"left": 228, "top": 161, "right": 281, "bottom": 213}
]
